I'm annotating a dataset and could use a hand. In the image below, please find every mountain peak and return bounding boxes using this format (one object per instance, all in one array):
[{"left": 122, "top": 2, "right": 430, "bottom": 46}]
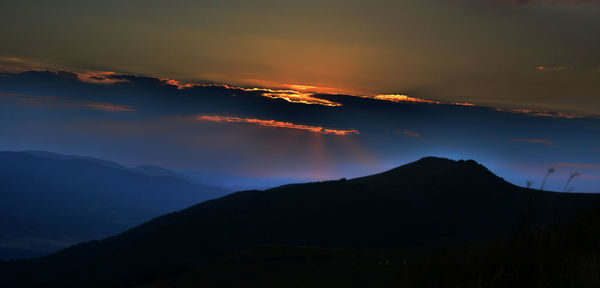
[
  {"left": 412, "top": 156, "right": 481, "bottom": 166},
  {"left": 412, "top": 156, "right": 457, "bottom": 165},
  {"left": 351, "top": 156, "right": 501, "bottom": 190}
]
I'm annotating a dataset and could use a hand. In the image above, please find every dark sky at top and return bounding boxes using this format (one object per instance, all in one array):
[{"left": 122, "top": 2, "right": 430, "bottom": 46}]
[{"left": 1, "top": 0, "right": 600, "bottom": 113}]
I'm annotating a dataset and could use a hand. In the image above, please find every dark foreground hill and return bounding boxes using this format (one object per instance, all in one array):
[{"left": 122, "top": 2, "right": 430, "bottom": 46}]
[
  {"left": 1, "top": 157, "right": 599, "bottom": 287},
  {"left": 0, "top": 151, "right": 230, "bottom": 259},
  {"left": 140, "top": 201, "right": 600, "bottom": 288}
]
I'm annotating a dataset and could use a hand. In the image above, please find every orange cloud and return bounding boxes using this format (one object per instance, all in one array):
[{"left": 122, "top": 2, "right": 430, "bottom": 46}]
[
  {"left": 197, "top": 115, "right": 359, "bottom": 136},
  {"left": 160, "top": 79, "right": 342, "bottom": 107},
  {"left": 239, "top": 79, "right": 351, "bottom": 95},
  {"left": 260, "top": 91, "right": 341, "bottom": 106},
  {"left": 506, "top": 138, "right": 554, "bottom": 145},
  {"left": 371, "top": 94, "right": 441, "bottom": 104},
  {"left": 0, "top": 92, "right": 135, "bottom": 112},
  {"left": 452, "top": 102, "right": 476, "bottom": 106},
  {"left": 77, "top": 72, "right": 129, "bottom": 84},
  {"left": 74, "top": 102, "right": 135, "bottom": 112},
  {"left": 366, "top": 94, "right": 476, "bottom": 106},
  {"left": 535, "top": 66, "right": 569, "bottom": 72},
  {"left": 0, "top": 56, "right": 47, "bottom": 73},
  {"left": 160, "top": 79, "right": 197, "bottom": 89},
  {"left": 163, "top": 77, "right": 480, "bottom": 108}
]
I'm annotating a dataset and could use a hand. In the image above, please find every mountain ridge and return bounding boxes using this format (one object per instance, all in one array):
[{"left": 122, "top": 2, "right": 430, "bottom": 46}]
[
  {"left": 1, "top": 156, "right": 599, "bottom": 287},
  {"left": 22, "top": 150, "right": 202, "bottom": 184},
  {"left": 0, "top": 151, "right": 231, "bottom": 260}
]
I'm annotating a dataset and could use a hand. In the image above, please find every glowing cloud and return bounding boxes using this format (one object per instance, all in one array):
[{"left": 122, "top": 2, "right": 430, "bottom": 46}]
[
  {"left": 372, "top": 94, "right": 441, "bottom": 104},
  {"left": 260, "top": 91, "right": 341, "bottom": 106},
  {"left": 452, "top": 102, "right": 476, "bottom": 106},
  {"left": 159, "top": 79, "right": 342, "bottom": 107},
  {"left": 367, "top": 94, "right": 476, "bottom": 106},
  {"left": 160, "top": 79, "right": 196, "bottom": 89},
  {"left": 0, "top": 56, "right": 47, "bottom": 73},
  {"left": 77, "top": 72, "right": 129, "bottom": 84},
  {"left": 535, "top": 66, "right": 569, "bottom": 72},
  {"left": 197, "top": 115, "right": 359, "bottom": 136}
]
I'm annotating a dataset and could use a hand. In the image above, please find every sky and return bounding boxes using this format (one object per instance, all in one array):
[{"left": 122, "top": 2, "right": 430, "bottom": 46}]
[
  {"left": 0, "top": 0, "right": 599, "bottom": 192},
  {"left": 1, "top": 0, "right": 600, "bottom": 113},
  {"left": 0, "top": 70, "right": 599, "bottom": 192}
]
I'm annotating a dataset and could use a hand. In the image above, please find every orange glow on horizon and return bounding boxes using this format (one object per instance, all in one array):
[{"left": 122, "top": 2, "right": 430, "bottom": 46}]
[{"left": 197, "top": 115, "right": 359, "bottom": 136}]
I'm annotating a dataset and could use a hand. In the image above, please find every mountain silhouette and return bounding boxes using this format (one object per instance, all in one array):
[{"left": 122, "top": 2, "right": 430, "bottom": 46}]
[
  {"left": 1, "top": 157, "right": 599, "bottom": 287},
  {"left": 0, "top": 151, "right": 230, "bottom": 259},
  {"left": 23, "top": 151, "right": 201, "bottom": 183}
]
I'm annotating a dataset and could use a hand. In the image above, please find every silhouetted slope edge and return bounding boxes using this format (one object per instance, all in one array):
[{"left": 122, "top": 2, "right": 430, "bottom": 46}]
[{"left": 1, "top": 157, "right": 599, "bottom": 287}]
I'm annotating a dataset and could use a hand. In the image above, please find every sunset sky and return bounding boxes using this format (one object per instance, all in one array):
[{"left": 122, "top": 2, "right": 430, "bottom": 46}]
[
  {"left": 2, "top": 0, "right": 600, "bottom": 113},
  {"left": 1, "top": 0, "right": 599, "bottom": 191}
]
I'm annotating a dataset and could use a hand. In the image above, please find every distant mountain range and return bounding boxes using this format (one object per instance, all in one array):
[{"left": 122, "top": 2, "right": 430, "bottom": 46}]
[
  {"left": 0, "top": 151, "right": 231, "bottom": 259},
  {"left": 1, "top": 156, "right": 599, "bottom": 287},
  {"left": 24, "top": 151, "right": 203, "bottom": 184}
]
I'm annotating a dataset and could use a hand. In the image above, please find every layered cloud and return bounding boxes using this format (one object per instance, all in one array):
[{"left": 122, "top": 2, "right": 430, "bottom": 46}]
[
  {"left": 507, "top": 138, "right": 554, "bottom": 145},
  {"left": 552, "top": 162, "right": 600, "bottom": 170},
  {"left": 77, "top": 72, "right": 130, "bottom": 85},
  {"left": 366, "top": 94, "right": 476, "bottom": 107},
  {"left": 0, "top": 92, "right": 135, "bottom": 112},
  {"left": 197, "top": 115, "right": 359, "bottom": 136},
  {"left": 495, "top": 108, "right": 599, "bottom": 119}
]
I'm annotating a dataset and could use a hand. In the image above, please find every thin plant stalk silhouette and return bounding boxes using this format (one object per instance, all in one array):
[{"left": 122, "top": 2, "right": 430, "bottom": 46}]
[
  {"left": 526, "top": 180, "right": 534, "bottom": 189},
  {"left": 540, "top": 166, "right": 554, "bottom": 191},
  {"left": 563, "top": 172, "right": 581, "bottom": 192}
]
